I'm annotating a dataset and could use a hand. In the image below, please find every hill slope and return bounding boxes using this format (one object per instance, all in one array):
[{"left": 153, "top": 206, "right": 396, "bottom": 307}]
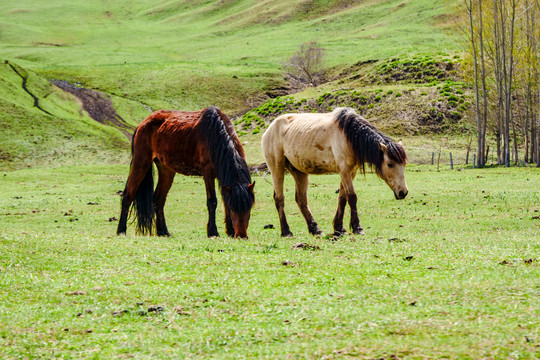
[
  {"left": 0, "top": 0, "right": 459, "bottom": 169},
  {"left": 0, "top": 61, "right": 142, "bottom": 170}
]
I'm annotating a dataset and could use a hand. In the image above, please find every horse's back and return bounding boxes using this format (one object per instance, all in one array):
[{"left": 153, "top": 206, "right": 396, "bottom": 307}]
[{"left": 132, "top": 109, "right": 206, "bottom": 175}]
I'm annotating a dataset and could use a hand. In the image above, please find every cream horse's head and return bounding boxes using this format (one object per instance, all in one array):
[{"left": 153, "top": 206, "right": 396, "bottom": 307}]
[{"left": 378, "top": 141, "right": 408, "bottom": 199}]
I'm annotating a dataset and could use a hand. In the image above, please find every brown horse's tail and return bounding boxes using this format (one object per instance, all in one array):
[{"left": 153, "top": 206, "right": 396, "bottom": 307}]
[
  {"left": 133, "top": 165, "right": 155, "bottom": 235},
  {"left": 129, "top": 126, "right": 155, "bottom": 235}
]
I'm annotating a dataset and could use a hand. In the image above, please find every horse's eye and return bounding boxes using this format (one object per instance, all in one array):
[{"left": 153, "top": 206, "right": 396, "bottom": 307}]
[{"left": 388, "top": 163, "right": 394, "bottom": 168}]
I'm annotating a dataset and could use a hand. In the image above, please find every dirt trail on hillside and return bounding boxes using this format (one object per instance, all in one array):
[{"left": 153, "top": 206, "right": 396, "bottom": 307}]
[
  {"left": 6, "top": 60, "right": 53, "bottom": 116},
  {"left": 51, "top": 80, "right": 135, "bottom": 140}
]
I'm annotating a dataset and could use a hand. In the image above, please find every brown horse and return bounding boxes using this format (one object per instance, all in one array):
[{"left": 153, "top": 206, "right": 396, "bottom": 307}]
[
  {"left": 262, "top": 107, "right": 407, "bottom": 237},
  {"left": 117, "top": 107, "right": 255, "bottom": 238}
]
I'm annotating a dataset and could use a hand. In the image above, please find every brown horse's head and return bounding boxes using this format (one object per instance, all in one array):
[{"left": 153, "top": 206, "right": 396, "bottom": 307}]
[
  {"left": 223, "top": 182, "right": 255, "bottom": 238},
  {"left": 377, "top": 141, "right": 408, "bottom": 200}
]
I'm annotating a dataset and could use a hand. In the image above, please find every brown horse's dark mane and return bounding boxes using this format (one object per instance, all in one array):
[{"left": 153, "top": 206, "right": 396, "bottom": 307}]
[
  {"left": 335, "top": 108, "right": 407, "bottom": 176},
  {"left": 199, "top": 107, "right": 254, "bottom": 213}
]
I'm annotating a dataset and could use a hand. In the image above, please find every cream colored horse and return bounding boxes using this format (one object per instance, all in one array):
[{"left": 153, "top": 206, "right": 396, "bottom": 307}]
[{"left": 262, "top": 107, "right": 408, "bottom": 237}]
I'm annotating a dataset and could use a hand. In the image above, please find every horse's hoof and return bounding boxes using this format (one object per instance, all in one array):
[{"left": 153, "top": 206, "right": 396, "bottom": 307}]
[
  {"left": 333, "top": 228, "right": 346, "bottom": 236},
  {"left": 353, "top": 228, "right": 365, "bottom": 235},
  {"left": 311, "top": 229, "right": 324, "bottom": 237},
  {"left": 281, "top": 232, "right": 294, "bottom": 237},
  {"left": 117, "top": 232, "right": 126, "bottom": 236}
]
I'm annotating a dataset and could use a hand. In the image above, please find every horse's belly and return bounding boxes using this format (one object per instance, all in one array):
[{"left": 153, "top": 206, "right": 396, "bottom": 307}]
[
  {"left": 171, "top": 163, "right": 202, "bottom": 176},
  {"left": 285, "top": 150, "right": 338, "bottom": 174},
  {"left": 156, "top": 154, "right": 203, "bottom": 176}
]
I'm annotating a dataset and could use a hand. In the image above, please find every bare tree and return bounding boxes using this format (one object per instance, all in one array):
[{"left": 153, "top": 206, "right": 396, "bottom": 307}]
[
  {"left": 283, "top": 41, "right": 327, "bottom": 89},
  {"left": 466, "top": 0, "right": 489, "bottom": 167},
  {"left": 461, "top": 0, "right": 539, "bottom": 167}
]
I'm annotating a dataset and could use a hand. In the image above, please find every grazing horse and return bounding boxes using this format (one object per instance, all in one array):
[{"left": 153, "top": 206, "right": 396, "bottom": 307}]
[
  {"left": 261, "top": 107, "right": 408, "bottom": 237},
  {"left": 117, "top": 107, "right": 255, "bottom": 238}
]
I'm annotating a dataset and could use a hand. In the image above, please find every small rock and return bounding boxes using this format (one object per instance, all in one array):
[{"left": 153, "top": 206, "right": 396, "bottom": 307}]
[
  {"left": 291, "top": 242, "right": 320, "bottom": 251},
  {"left": 173, "top": 306, "right": 191, "bottom": 316},
  {"left": 66, "top": 290, "right": 87, "bottom": 296},
  {"left": 148, "top": 305, "right": 164, "bottom": 313},
  {"left": 111, "top": 309, "right": 128, "bottom": 316}
]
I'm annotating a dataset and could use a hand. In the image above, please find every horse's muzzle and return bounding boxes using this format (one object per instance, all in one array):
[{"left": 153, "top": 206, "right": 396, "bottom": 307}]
[{"left": 395, "top": 190, "right": 408, "bottom": 200}]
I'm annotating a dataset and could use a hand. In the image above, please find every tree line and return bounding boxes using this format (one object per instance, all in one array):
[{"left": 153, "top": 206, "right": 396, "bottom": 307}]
[{"left": 460, "top": 0, "right": 539, "bottom": 167}]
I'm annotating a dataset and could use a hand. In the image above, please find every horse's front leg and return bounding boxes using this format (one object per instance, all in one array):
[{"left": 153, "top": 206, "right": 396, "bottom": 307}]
[
  {"left": 339, "top": 170, "right": 364, "bottom": 235},
  {"left": 203, "top": 171, "right": 219, "bottom": 237},
  {"left": 224, "top": 207, "right": 234, "bottom": 237},
  {"left": 332, "top": 183, "right": 348, "bottom": 236}
]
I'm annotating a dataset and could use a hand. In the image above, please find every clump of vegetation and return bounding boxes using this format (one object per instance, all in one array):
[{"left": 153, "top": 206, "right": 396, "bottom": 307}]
[
  {"left": 374, "top": 54, "right": 460, "bottom": 84},
  {"left": 235, "top": 80, "right": 471, "bottom": 135}
]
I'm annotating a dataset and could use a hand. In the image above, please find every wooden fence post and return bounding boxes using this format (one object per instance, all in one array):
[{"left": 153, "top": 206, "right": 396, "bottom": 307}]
[{"left": 450, "top": 152, "right": 453, "bottom": 170}]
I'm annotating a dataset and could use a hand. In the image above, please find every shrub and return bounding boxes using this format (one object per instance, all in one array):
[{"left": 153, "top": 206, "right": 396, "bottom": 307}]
[{"left": 282, "top": 41, "right": 328, "bottom": 88}]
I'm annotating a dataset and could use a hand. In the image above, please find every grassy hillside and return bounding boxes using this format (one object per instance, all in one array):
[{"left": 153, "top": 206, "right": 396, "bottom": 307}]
[
  {"left": 0, "top": 0, "right": 459, "bottom": 169},
  {"left": 0, "top": 61, "right": 143, "bottom": 170},
  {"left": 236, "top": 53, "right": 471, "bottom": 136}
]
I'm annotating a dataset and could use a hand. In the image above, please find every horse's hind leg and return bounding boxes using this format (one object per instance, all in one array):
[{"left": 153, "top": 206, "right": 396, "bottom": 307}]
[
  {"left": 117, "top": 155, "right": 154, "bottom": 235},
  {"left": 117, "top": 189, "right": 132, "bottom": 235},
  {"left": 289, "top": 169, "right": 322, "bottom": 236},
  {"left": 268, "top": 160, "right": 293, "bottom": 237},
  {"left": 154, "top": 161, "right": 175, "bottom": 236}
]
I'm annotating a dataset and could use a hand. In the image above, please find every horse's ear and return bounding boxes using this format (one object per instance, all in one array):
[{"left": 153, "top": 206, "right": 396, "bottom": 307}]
[
  {"left": 378, "top": 141, "right": 388, "bottom": 152},
  {"left": 397, "top": 139, "right": 403, "bottom": 146},
  {"left": 248, "top": 181, "right": 255, "bottom": 193}
]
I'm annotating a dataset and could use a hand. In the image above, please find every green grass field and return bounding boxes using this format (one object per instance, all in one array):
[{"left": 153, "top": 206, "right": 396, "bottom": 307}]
[
  {"left": 1, "top": 163, "right": 538, "bottom": 359},
  {"left": 1, "top": 1, "right": 539, "bottom": 358}
]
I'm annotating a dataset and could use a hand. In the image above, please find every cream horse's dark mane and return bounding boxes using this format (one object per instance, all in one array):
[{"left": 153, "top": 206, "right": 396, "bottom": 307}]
[{"left": 334, "top": 107, "right": 407, "bottom": 176}]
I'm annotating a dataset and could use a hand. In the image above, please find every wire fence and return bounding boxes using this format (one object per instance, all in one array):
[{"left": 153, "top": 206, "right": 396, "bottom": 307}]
[{"left": 406, "top": 146, "right": 534, "bottom": 169}]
